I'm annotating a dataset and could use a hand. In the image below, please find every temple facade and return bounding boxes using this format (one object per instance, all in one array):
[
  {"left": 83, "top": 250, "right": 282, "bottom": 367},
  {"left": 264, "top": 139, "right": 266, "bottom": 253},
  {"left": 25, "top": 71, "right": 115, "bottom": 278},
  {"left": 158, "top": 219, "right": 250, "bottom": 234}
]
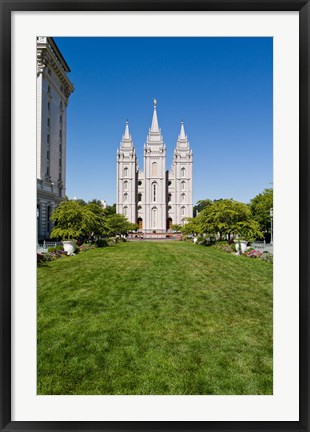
[{"left": 116, "top": 101, "right": 193, "bottom": 235}]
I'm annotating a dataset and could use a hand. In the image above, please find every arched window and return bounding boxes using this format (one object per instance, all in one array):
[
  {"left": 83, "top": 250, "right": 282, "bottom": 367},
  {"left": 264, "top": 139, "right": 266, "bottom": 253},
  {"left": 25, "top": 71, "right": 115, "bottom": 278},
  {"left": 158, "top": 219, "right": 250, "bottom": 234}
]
[
  {"left": 123, "top": 167, "right": 128, "bottom": 177},
  {"left": 181, "top": 181, "right": 186, "bottom": 190},
  {"left": 123, "top": 206, "right": 128, "bottom": 216},
  {"left": 151, "top": 207, "right": 157, "bottom": 228},
  {"left": 138, "top": 180, "right": 142, "bottom": 186},
  {"left": 152, "top": 162, "right": 157, "bottom": 177},
  {"left": 181, "top": 167, "right": 185, "bottom": 177},
  {"left": 181, "top": 206, "right": 185, "bottom": 217},
  {"left": 138, "top": 193, "right": 142, "bottom": 202},
  {"left": 168, "top": 193, "right": 172, "bottom": 203},
  {"left": 123, "top": 181, "right": 128, "bottom": 190},
  {"left": 123, "top": 193, "right": 128, "bottom": 202},
  {"left": 138, "top": 205, "right": 142, "bottom": 211},
  {"left": 152, "top": 182, "right": 157, "bottom": 202},
  {"left": 181, "top": 193, "right": 185, "bottom": 203}
]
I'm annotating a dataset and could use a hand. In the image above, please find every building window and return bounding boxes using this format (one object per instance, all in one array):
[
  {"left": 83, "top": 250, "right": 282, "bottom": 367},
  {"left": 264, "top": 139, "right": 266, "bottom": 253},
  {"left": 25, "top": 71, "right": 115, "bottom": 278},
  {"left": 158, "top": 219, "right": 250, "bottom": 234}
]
[
  {"left": 181, "top": 181, "right": 185, "bottom": 190},
  {"left": 152, "top": 182, "right": 157, "bottom": 202},
  {"left": 123, "top": 206, "right": 128, "bottom": 216},
  {"left": 168, "top": 180, "right": 172, "bottom": 186},
  {"left": 48, "top": 102, "right": 50, "bottom": 112},
  {"left": 48, "top": 85, "right": 51, "bottom": 94},
  {"left": 59, "top": 159, "right": 62, "bottom": 167},
  {"left": 60, "top": 101, "right": 63, "bottom": 110},
  {"left": 181, "top": 193, "right": 185, "bottom": 203},
  {"left": 46, "top": 166, "right": 50, "bottom": 176},
  {"left": 47, "top": 150, "right": 50, "bottom": 160},
  {"left": 124, "top": 180, "right": 128, "bottom": 190},
  {"left": 47, "top": 118, "right": 50, "bottom": 127},
  {"left": 124, "top": 167, "right": 128, "bottom": 177},
  {"left": 138, "top": 205, "right": 142, "bottom": 211},
  {"left": 59, "top": 173, "right": 62, "bottom": 181},
  {"left": 168, "top": 193, "right": 172, "bottom": 202},
  {"left": 59, "top": 129, "right": 62, "bottom": 138},
  {"left": 59, "top": 144, "right": 62, "bottom": 153},
  {"left": 151, "top": 207, "right": 157, "bottom": 228},
  {"left": 181, "top": 206, "right": 185, "bottom": 217},
  {"left": 124, "top": 193, "right": 128, "bottom": 202},
  {"left": 152, "top": 162, "right": 157, "bottom": 177},
  {"left": 47, "top": 205, "right": 51, "bottom": 232},
  {"left": 138, "top": 180, "right": 142, "bottom": 186},
  {"left": 138, "top": 193, "right": 142, "bottom": 202},
  {"left": 181, "top": 167, "right": 185, "bottom": 177},
  {"left": 47, "top": 134, "right": 50, "bottom": 144}
]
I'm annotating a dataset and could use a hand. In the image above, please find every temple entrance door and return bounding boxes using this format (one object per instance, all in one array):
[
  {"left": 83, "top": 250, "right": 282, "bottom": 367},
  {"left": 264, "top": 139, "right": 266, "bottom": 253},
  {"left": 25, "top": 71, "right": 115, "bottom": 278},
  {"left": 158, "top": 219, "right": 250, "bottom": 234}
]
[
  {"left": 137, "top": 218, "right": 143, "bottom": 229},
  {"left": 167, "top": 218, "right": 172, "bottom": 230}
]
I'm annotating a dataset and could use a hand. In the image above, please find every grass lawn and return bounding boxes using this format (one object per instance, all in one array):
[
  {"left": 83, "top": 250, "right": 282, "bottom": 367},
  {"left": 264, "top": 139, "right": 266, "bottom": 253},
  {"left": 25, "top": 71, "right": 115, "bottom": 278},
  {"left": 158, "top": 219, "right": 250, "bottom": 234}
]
[{"left": 37, "top": 240, "right": 273, "bottom": 395}]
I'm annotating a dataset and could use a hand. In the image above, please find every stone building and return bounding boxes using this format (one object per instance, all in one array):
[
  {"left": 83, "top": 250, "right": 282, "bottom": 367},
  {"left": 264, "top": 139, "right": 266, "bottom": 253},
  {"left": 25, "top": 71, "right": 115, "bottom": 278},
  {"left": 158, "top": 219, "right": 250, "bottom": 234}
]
[
  {"left": 116, "top": 101, "right": 193, "bottom": 236},
  {"left": 36, "top": 37, "right": 74, "bottom": 240}
]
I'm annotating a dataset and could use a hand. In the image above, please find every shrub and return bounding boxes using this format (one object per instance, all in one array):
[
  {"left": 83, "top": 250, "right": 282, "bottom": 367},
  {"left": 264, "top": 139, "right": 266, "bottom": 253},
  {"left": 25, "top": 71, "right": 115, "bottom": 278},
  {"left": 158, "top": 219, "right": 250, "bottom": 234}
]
[
  {"left": 260, "top": 251, "right": 273, "bottom": 263},
  {"left": 55, "top": 245, "right": 64, "bottom": 251},
  {"left": 96, "top": 238, "right": 109, "bottom": 248},
  {"left": 79, "top": 243, "right": 98, "bottom": 252},
  {"left": 214, "top": 242, "right": 233, "bottom": 253},
  {"left": 47, "top": 247, "right": 56, "bottom": 253}
]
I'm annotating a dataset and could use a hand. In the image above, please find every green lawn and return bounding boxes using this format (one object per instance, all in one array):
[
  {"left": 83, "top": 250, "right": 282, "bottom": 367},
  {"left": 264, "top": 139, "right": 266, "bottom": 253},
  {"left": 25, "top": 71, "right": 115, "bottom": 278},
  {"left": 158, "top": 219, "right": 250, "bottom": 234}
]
[{"left": 37, "top": 240, "right": 273, "bottom": 395}]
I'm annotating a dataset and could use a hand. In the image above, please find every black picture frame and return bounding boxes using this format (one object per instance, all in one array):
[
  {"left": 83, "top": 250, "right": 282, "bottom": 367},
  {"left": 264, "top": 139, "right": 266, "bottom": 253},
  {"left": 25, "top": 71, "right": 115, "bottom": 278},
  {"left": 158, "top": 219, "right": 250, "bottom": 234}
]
[{"left": 1, "top": 1, "right": 309, "bottom": 431}]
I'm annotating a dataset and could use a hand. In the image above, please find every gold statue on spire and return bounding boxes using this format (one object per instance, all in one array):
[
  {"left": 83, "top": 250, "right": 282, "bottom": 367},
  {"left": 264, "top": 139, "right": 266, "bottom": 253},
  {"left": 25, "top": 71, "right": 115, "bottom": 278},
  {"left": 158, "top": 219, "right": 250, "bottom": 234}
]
[{"left": 153, "top": 98, "right": 157, "bottom": 107}]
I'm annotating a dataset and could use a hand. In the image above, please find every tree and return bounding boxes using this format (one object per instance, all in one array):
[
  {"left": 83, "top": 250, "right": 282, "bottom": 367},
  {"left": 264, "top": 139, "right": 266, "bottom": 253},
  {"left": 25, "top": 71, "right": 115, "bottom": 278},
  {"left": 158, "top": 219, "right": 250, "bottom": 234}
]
[
  {"left": 101, "top": 213, "right": 135, "bottom": 237},
  {"left": 171, "top": 224, "right": 182, "bottom": 232},
  {"left": 75, "top": 198, "right": 87, "bottom": 206},
  {"left": 193, "top": 199, "right": 213, "bottom": 217},
  {"left": 181, "top": 218, "right": 202, "bottom": 236},
  {"left": 50, "top": 200, "right": 103, "bottom": 240},
  {"left": 193, "top": 199, "right": 263, "bottom": 242},
  {"left": 104, "top": 203, "right": 116, "bottom": 215},
  {"left": 250, "top": 188, "right": 273, "bottom": 239},
  {"left": 88, "top": 198, "right": 104, "bottom": 207}
]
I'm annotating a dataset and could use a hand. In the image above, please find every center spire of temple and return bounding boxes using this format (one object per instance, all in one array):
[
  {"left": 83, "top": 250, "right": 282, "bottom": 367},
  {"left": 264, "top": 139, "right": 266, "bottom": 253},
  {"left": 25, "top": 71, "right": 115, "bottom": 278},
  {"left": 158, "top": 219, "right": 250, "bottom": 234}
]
[{"left": 150, "top": 99, "right": 159, "bottom": 133}]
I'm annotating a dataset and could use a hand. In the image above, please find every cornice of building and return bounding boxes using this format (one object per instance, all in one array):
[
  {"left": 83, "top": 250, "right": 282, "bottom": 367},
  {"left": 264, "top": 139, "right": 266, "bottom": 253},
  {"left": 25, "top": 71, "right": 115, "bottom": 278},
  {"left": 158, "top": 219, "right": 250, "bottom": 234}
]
[{"left": 37, "top": 37, "right": 74, "bottom": 99}]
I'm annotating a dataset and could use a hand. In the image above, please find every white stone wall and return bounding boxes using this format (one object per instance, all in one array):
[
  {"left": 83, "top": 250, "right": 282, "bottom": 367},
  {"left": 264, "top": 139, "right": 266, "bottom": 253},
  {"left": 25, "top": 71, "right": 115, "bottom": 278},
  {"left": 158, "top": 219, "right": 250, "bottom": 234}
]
[{"left": 36, "top": 37, "right": 74, "bottom": 240}]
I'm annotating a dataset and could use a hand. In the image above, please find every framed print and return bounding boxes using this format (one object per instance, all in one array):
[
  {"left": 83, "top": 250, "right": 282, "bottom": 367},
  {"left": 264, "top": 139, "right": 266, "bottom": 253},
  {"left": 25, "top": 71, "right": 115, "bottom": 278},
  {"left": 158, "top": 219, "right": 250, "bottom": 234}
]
[{"left": 1, "top": 1, "right": 309, "bottom": 431}]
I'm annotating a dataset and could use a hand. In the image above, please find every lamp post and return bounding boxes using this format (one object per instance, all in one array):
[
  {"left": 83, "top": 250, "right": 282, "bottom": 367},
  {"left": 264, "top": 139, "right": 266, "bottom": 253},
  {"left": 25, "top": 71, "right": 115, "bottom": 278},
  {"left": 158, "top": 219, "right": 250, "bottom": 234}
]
[{"left": 270, "top": 208, "right": 273, "bottom": 245}]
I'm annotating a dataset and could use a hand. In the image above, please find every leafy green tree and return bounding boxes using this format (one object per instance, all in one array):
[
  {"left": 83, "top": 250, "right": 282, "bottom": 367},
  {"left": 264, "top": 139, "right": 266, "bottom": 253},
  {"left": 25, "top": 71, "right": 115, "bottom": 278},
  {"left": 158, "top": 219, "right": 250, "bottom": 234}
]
[
  {"left": 50, "top": 200, "right": 103, "bottom": 240},
  {"left": 75, "top": 198, "right": 87, "bottom": 206},
  {"left": 104, "top": 203, "right": 116, "bottom": 215},
  {"left": 180, "top": 218, "right": 202, "bottom": 236},
  {"left": 194, "top": 199, "right": 263, "bottom": 242},
  {"left": 193, "top": 199, "right": 213, "bottom": 217},
  {"left": 88, "top": 198, "right": 104, "bottom": 207},
  {"left": 101, "top": 213, "right": 134, "bottom": 237},
  {"left": 250, "top": 188, "right": 273, "bottom": 238},
  {"left": 171, "top": 224, "right": 182, "bottom": 232}
]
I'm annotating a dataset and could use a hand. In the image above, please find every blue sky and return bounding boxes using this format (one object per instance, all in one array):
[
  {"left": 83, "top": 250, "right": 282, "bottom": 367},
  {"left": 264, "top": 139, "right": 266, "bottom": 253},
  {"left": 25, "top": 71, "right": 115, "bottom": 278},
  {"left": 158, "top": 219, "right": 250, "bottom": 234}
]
[{"left": 54, "top": 37, "right": 273, "bottom": 205}]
